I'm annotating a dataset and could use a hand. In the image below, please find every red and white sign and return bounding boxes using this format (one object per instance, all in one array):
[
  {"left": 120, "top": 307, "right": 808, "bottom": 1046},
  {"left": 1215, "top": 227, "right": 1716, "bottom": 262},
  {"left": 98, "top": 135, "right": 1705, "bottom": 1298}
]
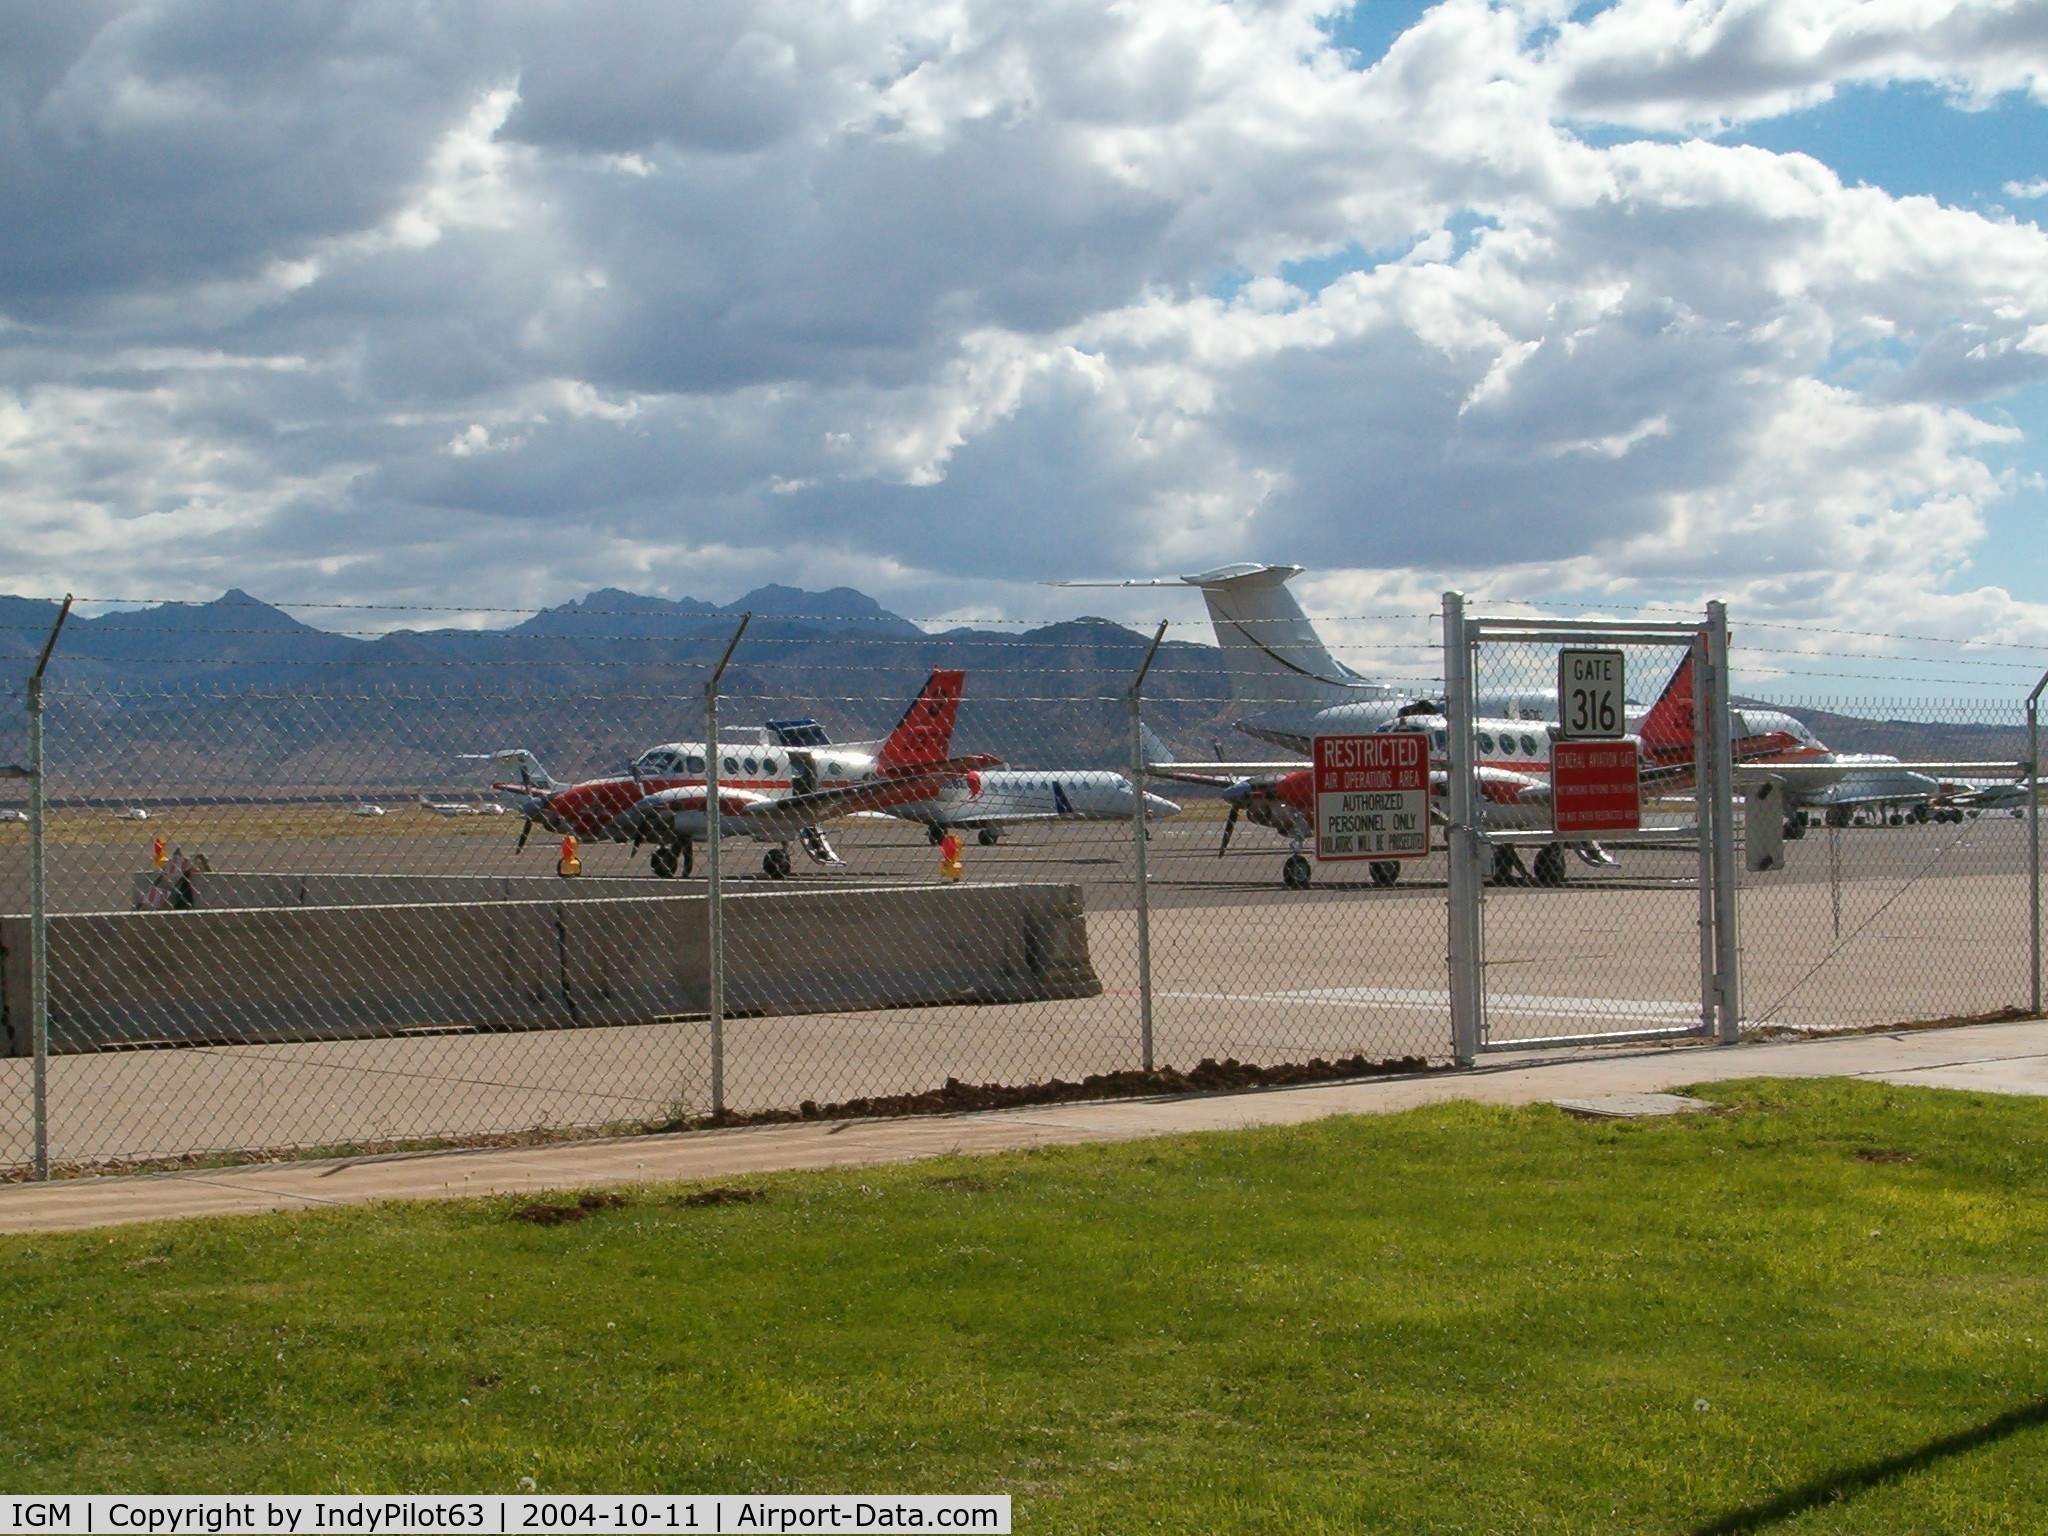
[
  {"left": 1550, "top": 740, "right": 1642, "bottom": 835},
  {"left": 1313, "top": 733, "right": 1429, "bottom": 861}
]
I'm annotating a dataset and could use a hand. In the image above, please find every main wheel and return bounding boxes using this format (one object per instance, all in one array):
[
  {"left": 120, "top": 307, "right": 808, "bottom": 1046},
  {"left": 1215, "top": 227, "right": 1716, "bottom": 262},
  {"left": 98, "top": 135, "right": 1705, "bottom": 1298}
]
[
  {"left": 763, "top": 847, "right": 792, "bottom": 879},
  {"left": 926, "top": 824, "right": 946, "bottom": 845},
  {"left": 1282, "top": 853, "right": 1313, "bottom": 890},
  {"left": 649, "top": 844, "right": 678, "bottom": 879},
  {"left": 1369, "top": 860, "right": 1401, "bottom": 887},
  {"left": 977, "top": 827, "right": 1000, "bottom": 847},
  {"left": 1533, "top": 844, "right": 1568, "bottom": 887},
  {"left": 1783, "top": 816, "right": 1806, "bottom": 841},
  {"left": 680, "top": 839, "right": 695, "bottom": 876}
]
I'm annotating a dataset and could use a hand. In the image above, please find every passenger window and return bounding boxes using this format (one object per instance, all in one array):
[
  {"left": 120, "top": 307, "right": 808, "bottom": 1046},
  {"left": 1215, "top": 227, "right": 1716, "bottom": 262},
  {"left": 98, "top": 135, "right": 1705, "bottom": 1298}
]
[
  {"left": 1522, "top": 734, "right": 1539, "bottom": 755},
  {"left": 743, "top": 757, "right": 759, "bottom": 775},
  {"left": 764, "top": 756, "right": 779, "bottom": 775},
  {"left": 826, "top": 760, "right": 841, "bottom": 777},
  {"left": 1499, "top": 736, "right": 1515, "bottom": 756},
  {"left": 1477, "top": 731, "right": 1495, "bottom": 754},
  {"left": 723, "top": 756, "right": 738, "bottom": 774}
]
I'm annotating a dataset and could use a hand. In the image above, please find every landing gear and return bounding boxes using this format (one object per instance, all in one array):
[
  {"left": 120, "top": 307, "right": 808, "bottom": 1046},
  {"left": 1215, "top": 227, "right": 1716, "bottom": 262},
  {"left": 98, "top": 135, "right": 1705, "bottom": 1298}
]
[
  {"left": 927, "top": 824, "right": 946, "bottom": 846},
  {"left": 1783, "top": 816, "right": 1806, "bottom": 841},
  {"left": 1369, "top": 861, "right": 1401, "bottom": 887},
  {"left": 977, "top": 827, "right": 1001, "bottom": 847},
  {"left": 1533, "top": 844, "right": 1568, "bottom": 887},
  {"left": 649, "top": 839, "right": 695, "bottom": 879},
  {"left": 763, "top": 846, "right": 792, "bottom": 880},
  {"left": 1826, "top": 806, "right": 1851, "bottom": 829},
  {"left": 1491, "top": 846, "right": 1527, "bottom": 885},
  {"left": 1282, "top": 853, "right": 1313, "bottom": 890}
]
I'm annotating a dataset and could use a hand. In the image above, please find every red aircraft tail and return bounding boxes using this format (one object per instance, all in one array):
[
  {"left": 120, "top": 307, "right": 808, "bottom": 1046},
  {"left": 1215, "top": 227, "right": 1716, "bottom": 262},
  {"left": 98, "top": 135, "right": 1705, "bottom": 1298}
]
[
  {"left": 1636, "top": 646, "right": 1699, "bottom": 760},
  {"left": 876, "top": 669, "right": 966, "bottom": 773}
]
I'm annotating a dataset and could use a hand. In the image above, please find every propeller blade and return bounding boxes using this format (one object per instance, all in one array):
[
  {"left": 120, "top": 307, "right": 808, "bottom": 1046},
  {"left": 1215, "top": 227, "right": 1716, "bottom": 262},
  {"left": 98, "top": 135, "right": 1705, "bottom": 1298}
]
[
  {"left": 1218, "top": 804, "right": 1239, "bottom": 857},
  {"left": 629, "top": 837, "right": 642, "bottom": 861},
  {"left": 516, "top": 817, "right": 533, "bottom": 852}
]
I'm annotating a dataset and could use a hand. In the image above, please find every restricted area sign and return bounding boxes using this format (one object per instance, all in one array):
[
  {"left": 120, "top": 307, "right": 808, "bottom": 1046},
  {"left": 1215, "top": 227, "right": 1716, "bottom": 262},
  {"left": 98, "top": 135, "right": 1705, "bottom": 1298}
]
[
  {"left": 1550, "top": 739, "right": 1642, "bottom": 835},
  {"left": 1312, "top": 733, "right": 1429, "bottom": 861},
  {"left": 1558, "top": 648, "right": 1626, "bottom": 740}
]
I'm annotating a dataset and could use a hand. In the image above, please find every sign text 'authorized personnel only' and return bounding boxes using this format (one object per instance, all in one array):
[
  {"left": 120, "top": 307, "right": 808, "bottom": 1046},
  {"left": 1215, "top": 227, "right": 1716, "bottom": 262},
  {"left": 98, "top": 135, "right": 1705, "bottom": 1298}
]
[{"left": 1313, "top": 733, "right": 1429, "bottom": 861}]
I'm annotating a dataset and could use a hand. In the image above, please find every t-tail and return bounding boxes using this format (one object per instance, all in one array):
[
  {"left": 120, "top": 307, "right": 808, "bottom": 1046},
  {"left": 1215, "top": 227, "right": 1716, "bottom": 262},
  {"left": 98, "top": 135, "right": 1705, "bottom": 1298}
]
[
  {"left": 1182, "top": 564, "right": 1395, "bottom": 711},
  {"left": 459, "top": 749, "right": 566, "bottom": 793},
  {"left": 1635, "top": 648, "right": 1699, "bottom": 764},
  {"left": 875, "top": 669, "right": 966, "bottom": 774}
]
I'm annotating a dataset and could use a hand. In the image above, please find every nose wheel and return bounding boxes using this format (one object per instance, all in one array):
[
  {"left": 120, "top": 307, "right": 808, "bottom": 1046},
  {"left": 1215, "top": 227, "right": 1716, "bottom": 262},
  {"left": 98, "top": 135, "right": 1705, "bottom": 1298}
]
[
  {"left": 649, "top": 844, "right": 677, "bottom": 880},
  {"left": 763, "top": 846, "right": 793, "bottom": 880},
  {"left": 1282, "top": 853, "right": 1313, "bottom": 890}
]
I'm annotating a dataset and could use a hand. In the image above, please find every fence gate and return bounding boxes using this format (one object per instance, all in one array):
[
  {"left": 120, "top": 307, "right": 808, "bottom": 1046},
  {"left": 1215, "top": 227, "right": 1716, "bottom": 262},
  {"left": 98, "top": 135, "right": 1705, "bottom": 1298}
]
[{"left": 1441, "top": 595, "right": 1739, "bottom": 1064}]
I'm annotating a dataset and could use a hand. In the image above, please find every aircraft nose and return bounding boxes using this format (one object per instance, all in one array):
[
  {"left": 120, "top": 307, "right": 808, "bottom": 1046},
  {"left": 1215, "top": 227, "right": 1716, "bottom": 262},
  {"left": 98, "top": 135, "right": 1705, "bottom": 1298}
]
[{"left": 1223, "top": 779, "right": 1254, "bottom": 809}]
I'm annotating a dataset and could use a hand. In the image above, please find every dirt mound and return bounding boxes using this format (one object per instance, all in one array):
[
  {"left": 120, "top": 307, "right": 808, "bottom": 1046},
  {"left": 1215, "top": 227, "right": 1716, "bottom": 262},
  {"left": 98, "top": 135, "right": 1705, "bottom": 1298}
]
[{"left": 678, "top": 1053, "right": 1433, "bottom": 1132}]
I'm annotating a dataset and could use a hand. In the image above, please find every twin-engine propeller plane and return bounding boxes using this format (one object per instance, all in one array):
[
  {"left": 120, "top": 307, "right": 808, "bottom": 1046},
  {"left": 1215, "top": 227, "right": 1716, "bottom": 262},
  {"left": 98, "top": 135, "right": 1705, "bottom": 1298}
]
[{"left": 467, "top": 669, "right": 1002, "bottom": 880}]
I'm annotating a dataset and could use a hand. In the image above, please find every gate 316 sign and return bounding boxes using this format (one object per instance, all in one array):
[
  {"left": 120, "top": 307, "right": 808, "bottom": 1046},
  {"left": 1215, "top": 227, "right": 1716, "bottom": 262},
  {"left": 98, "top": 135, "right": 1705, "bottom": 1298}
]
[{"left": 1312, "top": 733, "right": 1429, "bottom": 861}]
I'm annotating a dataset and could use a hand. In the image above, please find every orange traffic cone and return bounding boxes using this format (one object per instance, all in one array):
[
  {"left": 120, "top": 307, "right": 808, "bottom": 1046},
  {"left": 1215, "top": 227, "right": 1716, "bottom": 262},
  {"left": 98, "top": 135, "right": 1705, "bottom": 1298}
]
[
  {"left": 939, "top": 830, "right": 963, "bottom": 882},
  {"left": 152, "top": 835, "right": 168, "bottom": 869},
  {"left": 556, "top": 834, "right": 583, "bottom": 878}
]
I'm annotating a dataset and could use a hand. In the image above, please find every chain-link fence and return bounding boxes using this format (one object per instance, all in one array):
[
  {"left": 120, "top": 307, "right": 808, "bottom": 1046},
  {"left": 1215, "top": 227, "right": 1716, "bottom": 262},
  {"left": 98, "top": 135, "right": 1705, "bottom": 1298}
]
[{"left": 0, "top": 592, "right": 2040, "bottom": 1177}]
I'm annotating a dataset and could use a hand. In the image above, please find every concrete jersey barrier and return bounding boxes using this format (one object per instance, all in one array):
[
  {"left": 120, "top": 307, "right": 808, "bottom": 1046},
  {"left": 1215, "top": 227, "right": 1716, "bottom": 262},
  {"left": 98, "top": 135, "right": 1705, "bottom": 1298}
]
[{"left": 0, "top": 883, "right": 1101, "bottom": 1054}]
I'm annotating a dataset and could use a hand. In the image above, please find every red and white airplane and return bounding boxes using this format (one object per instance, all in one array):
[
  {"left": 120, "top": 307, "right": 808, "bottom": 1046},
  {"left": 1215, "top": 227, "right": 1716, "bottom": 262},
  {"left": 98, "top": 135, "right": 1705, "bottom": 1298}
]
[
  {"left": 1148, "top": 649, "right": 1820, "bottom": 889},
  {"left": 467, "top": 669, "right": 1002, "bottom": 879}
]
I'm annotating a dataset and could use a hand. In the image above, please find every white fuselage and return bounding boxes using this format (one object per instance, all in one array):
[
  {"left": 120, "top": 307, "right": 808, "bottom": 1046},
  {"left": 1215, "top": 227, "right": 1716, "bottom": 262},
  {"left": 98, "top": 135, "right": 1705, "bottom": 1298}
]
[{"left": 888, "top": 770, "right": 1178, "bottom": 829}]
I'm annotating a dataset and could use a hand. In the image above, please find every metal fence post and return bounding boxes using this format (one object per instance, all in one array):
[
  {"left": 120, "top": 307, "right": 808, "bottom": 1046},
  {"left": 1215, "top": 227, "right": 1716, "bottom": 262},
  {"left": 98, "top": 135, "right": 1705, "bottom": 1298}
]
[
  {"left": 2029, "top": 670, "right": 2046, "bottom": 1016},
  {"left": 1692, "top": 628, "right": 1715, "bottom": 1037},
  {"left": 22, "top": 597, "right": 71, "bottom": 1180},
  {"left": 1128, "top": 621, "right": 1168, "bottom": 1073},
  {"left": 1706, "top": 600, "right": 1740, "bottom": 1044},
  {"left": 704, "top": 613, "right": 751, "bottom": 1120},
  {"left": 1443, "top": 591, "right": 1483, "bottom": 1066}
]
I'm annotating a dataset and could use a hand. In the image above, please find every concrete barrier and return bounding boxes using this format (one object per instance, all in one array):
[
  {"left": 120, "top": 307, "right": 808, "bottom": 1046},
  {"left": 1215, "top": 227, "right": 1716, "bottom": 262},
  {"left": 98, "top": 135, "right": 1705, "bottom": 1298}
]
[{"left": 2, "top": 884, "right": 1100, "bottom": 1054}]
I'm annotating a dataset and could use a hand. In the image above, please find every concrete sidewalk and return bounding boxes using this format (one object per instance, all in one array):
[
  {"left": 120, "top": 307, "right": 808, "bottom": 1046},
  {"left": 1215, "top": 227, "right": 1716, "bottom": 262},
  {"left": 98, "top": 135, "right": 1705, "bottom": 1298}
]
[{"left": 5, "top": 1019, "right": 2046, "bottom": 1235}]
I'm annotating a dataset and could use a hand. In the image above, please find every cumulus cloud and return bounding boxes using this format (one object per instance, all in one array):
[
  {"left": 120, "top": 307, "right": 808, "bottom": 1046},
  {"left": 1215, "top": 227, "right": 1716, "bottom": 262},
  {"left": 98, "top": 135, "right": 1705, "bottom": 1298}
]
[{"left": 0, "top": 0, "right": 2044, "bottom": 656}]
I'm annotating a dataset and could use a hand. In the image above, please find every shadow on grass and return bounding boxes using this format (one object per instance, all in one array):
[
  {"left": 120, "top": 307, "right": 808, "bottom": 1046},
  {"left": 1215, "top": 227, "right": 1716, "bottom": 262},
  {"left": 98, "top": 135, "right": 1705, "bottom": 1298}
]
[{"left": 1693, "top": 1397, "right": 2048, "bottom": 1534}]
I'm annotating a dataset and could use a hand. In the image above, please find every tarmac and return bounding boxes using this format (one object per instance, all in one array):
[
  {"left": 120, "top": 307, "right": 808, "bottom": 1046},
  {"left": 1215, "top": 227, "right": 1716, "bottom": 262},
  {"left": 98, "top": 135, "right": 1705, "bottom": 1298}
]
[{"left": 3, "top": 1015, "right": 2044, "bottom": 1235}]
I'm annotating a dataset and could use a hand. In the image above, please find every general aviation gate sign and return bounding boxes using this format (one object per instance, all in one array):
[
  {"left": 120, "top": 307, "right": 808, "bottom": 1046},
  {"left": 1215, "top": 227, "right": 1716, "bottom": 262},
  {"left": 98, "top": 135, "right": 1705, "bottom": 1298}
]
[{"left": 1313, "top": 734, "right": 1429, "bottom": 861}]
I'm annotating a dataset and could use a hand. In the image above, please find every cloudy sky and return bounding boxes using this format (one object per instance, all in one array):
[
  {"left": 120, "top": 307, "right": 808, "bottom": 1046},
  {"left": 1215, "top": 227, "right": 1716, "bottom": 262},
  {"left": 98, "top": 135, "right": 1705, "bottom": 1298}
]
[{"left": 2, "top": 0, "right": 2046, "bottom": 657}]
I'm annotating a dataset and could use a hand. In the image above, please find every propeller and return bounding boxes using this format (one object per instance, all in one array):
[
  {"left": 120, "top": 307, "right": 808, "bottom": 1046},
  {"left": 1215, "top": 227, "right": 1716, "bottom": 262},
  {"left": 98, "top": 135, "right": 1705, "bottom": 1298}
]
[
  {"left": 516, "top": 817, "right": 534, "bottom": 852},
  {"left": 1218, "top": 803, "right": 1240, "bottom": 857}
]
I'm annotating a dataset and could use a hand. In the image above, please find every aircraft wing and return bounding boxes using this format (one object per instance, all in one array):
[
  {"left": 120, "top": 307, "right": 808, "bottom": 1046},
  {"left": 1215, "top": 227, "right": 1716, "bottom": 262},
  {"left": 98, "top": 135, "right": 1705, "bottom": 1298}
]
[{"left": 702, "top": 755, "right": 1007, "bottom": 837}]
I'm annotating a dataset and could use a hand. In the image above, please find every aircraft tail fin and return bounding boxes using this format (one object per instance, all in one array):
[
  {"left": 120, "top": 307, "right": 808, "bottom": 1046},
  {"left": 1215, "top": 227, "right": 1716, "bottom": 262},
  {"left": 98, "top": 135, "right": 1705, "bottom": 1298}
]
[
  {"left": 1636, "top": 648, "right": 1699, "bottom": 759},
  {"left": 1182, "top": 564, "right": 1386, "bottom": 710},
  {"left": 459, "top": 750, "right": 564, "bottom": 792},
  {"left": 876, "top": 669, "right": 966, "bottom": 773},
  {"left": 1138, "top": 721, "right": 1177, "bottom": 767}
]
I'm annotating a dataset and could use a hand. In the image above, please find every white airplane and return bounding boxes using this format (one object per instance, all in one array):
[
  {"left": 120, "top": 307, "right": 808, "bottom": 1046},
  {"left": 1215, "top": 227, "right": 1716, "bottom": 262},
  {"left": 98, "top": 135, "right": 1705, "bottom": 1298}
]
[
  {"left": 469, "top": 670, "right": 1002, "bottom": 879},
  {"left": 420, "top": 799, "right": 483, "bottom": 816},
  {"left": 353, "top": 802, "right": 387, "bottom": 817}
]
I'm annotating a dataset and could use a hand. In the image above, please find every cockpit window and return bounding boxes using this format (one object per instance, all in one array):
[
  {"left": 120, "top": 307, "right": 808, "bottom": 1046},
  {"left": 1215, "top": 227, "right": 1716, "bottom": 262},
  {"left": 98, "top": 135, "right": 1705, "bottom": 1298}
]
[{"left": 687, "top": 754, "right": 705, "bottom": 774}]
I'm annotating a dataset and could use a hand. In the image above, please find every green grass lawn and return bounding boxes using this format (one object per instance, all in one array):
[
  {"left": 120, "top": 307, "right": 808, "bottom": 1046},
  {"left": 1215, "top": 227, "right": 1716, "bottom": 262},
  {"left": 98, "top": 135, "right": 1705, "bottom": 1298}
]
[{"left": 5, "top": 1077, "right": 2048, "bottom": 1533}]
